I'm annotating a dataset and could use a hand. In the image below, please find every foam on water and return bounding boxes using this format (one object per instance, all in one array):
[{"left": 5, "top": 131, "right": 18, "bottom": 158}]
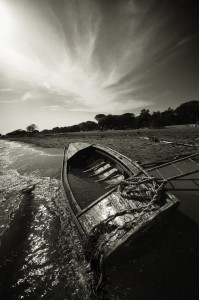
[{"left": 0, "top": 140, "right": 94, "bottom": 300}]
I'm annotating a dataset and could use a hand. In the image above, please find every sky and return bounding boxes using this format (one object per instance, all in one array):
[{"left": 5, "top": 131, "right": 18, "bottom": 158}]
[{"left": 0, "top": 0, "right": 199, "bottom": 134}]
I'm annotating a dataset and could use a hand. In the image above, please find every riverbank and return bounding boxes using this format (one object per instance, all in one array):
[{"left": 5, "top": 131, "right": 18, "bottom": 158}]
[{"left": 5, "top": 126, "right": 199, "bottom": 164}]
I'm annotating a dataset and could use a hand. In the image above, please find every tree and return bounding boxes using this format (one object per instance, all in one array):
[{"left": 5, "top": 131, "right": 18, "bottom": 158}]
[
  {"left": 119, "top": 113, "right": 135, "bottom": 129},
  {"left": 68, "top": 125, "right": 81, "bottom": 132},
  {"left": 161, "top": 107, "right": 176, "bottom": 126},
  {"left": 150, "top": 111, "right": 163, "bottom": 128},
  {"left": 26, "top": 124, "right": 38, "bottom": 132},
  {"left": 175, "top": 100, "right": 199, "bottom": 124},
  {"left": 6, "top": 129, "right": 27, "bottom": 137},
  {"left": 94, "top": 114, "right": 106, "bottom": 122},
  {"left": 136, "top": 109, "right": 151, "bottom": 128},
  {"left": 52, "top": 127, "right": 61, "bottom": 133},
  {"left": 78, "top": 121, "right": 99, "bottom": 131},
  {"left": 97, "top": 114, "right": 118, "bottom": 130}
]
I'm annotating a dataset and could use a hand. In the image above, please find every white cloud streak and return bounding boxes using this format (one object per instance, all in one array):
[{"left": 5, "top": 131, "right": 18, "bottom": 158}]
[
  {"left": 0, "top": 0, "right": 156, "bottom": 113},
  {"left": 0, "top": 88, "right": 13, "bottom": 92}
]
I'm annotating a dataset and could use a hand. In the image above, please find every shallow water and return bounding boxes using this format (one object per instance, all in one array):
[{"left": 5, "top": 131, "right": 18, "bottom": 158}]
[
  {"left": 105, "top": 154, "right": 199, "bottom": 300},
  {"left": 0, "top": 140, "right": 93, "bottom": 300},
  {"left": 0, "top": 140, "right": 199, "bottom": 300}
]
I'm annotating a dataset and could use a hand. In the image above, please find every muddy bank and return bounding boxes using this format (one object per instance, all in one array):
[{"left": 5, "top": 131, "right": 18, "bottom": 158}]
[{"left": 5, "top": 127, "right": 199, "bottom": 164}]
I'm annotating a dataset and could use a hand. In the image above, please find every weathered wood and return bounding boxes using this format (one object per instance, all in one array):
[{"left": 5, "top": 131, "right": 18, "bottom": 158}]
[
  {"left": 61, "top": 142, "right": 180, "bottom": 262},
  {"left": 78, "top": 189, "right": 151, "bottom": 234},
  {"left": 66, "top": 142, "right": 91, "bottom": 160},
  {"left": 146, "top": 152, "right": 199, "bottom": 172}
]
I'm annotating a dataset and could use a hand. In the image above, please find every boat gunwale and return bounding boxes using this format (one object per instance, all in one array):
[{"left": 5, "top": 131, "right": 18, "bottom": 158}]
[
  {"left": 63, "top": 143, "right": 143, "bottom": 220},
  {"left": 61, "top": 143, "right": 180, "bottom": 244},
  {"left": 61, "top": 147, "right": 86, "bottom": 236}
]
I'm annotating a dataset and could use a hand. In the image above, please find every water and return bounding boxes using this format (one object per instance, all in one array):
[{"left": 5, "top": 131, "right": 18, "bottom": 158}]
[
  {"left": 0, "top": 140, "right": 199, "bottom": 300},
  {"left": 0, "top": 140, "right": 94, "bottom": 300},
  {"left": 105, "top": 156, "right": 199, "bottom": 300}
]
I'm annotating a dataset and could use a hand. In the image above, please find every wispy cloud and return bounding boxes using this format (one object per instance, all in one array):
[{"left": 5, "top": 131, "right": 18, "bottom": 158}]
[
  {"left": 41, "top": 105, "right": 66, "bottom": 112},
  {"left": 177, "top": 33, "right": 199, "bottom": 47},
  {"left": 0, "top": 0, "right": 157, "bottom": 113},
  {"left": 0, "top": 91, "right": 38, "bottom": 104},
  {"left": 22, "top": 91, "right": 36, "bottom": 101},
  {"left": 0, "top": 88, "right": 13, "bottom": 92},
  {"left": 0, "top": 0, "right": 198, "bottom": 133}
]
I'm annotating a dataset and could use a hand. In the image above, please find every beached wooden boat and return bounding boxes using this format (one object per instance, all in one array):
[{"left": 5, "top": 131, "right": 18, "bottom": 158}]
[{"left": 61, "top": 143, "right": 179, "bottom": 265}]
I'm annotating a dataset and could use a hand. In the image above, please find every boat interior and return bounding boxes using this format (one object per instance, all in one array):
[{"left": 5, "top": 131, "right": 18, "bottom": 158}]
[{"left": 67, "top": 146, "right": 130, "bottom": 209}]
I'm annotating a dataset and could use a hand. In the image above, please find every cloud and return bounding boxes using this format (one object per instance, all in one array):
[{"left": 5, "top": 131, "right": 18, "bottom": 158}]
[
  {"left": 0, "top": 91, "right": 38, "bottom": 104},
  {"left": 0, "top": 88, "right": 13, "bottom": 92},
  {"left": 41, "top": 105, "right": 66, "bottom": 112},
  {"left": 0, "top": 0, "right": 153, "bottom": 114},
  {"left": 0, "top": 0, "right": 198, "bottom": 125},
  {"left": 22, "top": 91, "right": 36, "bottom": 101},
  {"left": 1, "top": 99, "right": 18, "bottom": 104},
  {"left": 177, "top": 33, "right": 199, "bottom": 47}
]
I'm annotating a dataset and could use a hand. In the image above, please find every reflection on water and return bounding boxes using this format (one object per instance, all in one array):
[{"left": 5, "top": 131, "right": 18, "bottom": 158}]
[
  {"left": 105, "top": 210, "right": 199, "bottom": 300},
  {"left": 105, "top": 157, "right": 199, "bottom": 300},
  {"left": 0, "top": 141, "right": 94, "bottom": 300}
]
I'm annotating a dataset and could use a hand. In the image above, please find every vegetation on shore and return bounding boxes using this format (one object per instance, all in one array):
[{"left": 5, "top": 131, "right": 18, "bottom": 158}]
[
  {"left": 6, "top": 126, "right": 199, "bottom": 164},
  {"left": 1, "top": 100, "right": 199, "bottom": 164},
  {"left": 2, "top": 100, "right": 199, "bottom": 137}
]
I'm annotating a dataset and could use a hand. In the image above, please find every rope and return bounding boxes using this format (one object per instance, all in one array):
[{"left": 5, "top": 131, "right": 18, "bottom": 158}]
[{"left": 85, "top": 177, "right": 167, "bottom": 294}]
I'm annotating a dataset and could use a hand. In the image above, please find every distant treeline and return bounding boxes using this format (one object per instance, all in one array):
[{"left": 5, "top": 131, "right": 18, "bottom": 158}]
[{"left": 3, "top": 100, "right": 199, "bottom": 137}]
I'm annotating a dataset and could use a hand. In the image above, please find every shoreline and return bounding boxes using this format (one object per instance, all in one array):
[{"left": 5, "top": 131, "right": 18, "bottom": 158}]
[{"left": 3, "top": 127, "right": 198, "bottom": 164}]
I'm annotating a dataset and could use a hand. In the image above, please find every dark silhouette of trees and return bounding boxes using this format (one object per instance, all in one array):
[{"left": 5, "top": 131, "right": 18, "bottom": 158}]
[
  {"left": 150, "top": 111, "right": 163, "bottom": 128},
  {"left": 100, "top": 115, "right": 118, "bottom": 130},
  {"left": 94, "top": 114, "right": 106, "bottom": 122},
  {"left": 94, "top": 113, "right": 135, "bottom": 130},
  {"left": 94, "top": 114, "right": 106, "bottom": 130},
  {"left": 175, "top": 100, "right": 199, "bottom": 124},
  {"left": 68, "top": 125, "right": 80, "bottom": 132},
  {"left": 6, "top": 129, "right": 27, "bottom": 137},
  {"left": 41, "top": 129, "right": 52, "bottom": 134},
  {"left": 52, "top": 127, "right": 60, "bottom": 133},
  {"left": 136, "top": 109, "right": 151, "bottom": 128},
  {"left": 161, "top": 108, "right": 176, "bottom": 126},
  {"left": 26, "top": 124, "right": 38, "bottom": 132},
  {"left": 5, "top": 100, "right": 199, "bottom": 136},
  {"left": 78, "top": 121, "right": 99, "bottom": 131},
  {"left": 119, "top": 113, "right": 135, "bottom": 129}
]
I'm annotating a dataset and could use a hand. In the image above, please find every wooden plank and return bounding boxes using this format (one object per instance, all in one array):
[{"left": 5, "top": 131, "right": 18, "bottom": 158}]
[
  {"left": 166, "top": 168, "right": 199, "bottom": 181},
  {"left": 76, "top": 186, "right": 118, "bottom": 218},
  {"left": 94, "top": 144, "right": 141, "bottom": 175},
  {"left": 78, "top": 190, "right": 135, "bottom": 233},
  {"left": 61, "top": 147, "right": 85, "bottom": 237},
  {"left": 146, "top": 152, "right": 199, "bottom": 172},
  {"left": 66, "top": 142, "right": 91, "bottom": 160}
]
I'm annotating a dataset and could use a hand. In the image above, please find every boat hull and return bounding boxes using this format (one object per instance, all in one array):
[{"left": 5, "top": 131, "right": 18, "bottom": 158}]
[{"left": 61, "top": 143, "right": 180, "bottom": 265}]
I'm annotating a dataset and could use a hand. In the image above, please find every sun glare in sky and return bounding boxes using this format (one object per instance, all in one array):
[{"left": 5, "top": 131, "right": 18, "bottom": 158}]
[{"left": 0, "top": 1, "right": 14, "bottom": 40}]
